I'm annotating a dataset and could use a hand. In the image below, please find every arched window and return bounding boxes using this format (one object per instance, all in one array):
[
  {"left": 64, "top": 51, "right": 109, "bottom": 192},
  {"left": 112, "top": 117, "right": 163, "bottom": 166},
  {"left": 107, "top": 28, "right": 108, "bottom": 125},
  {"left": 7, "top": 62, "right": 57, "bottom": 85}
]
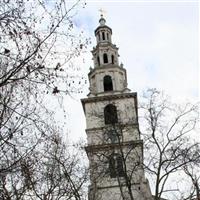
[
  {"left": 104, "top": 104, "right": 118, "bottom": 124},
  {"left": 102, "top": 32, "right": 105, "bottom": 40},
  {"left": 103, "top": 75, "right": 113, "bottom": 91},
  {"left": 111, "top": 55, "right": 114, "bottom": 64},
  {"left": 103, "top": 53, "right": 108, "bottom": 64},
  {"left": 109, "top": 153, "right": 124, "bottom": 178},
  {"left": 97, "top": 56, "right": 100, "bottom": 66}
]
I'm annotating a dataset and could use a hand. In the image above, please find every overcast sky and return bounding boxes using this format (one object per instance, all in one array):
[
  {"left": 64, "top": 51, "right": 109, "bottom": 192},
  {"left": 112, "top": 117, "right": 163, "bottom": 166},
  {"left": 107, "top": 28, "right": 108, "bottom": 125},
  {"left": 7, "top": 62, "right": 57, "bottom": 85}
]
[{"left": 64, "top": 0, "right": 199, "bottom": 142}]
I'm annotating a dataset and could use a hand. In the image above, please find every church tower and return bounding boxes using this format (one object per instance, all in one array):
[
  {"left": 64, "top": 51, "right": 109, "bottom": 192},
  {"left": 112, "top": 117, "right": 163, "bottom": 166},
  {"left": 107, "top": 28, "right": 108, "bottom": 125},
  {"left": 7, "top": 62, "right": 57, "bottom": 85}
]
[{"left": 81, "top": 15, "right": 153, "bottom": 200}]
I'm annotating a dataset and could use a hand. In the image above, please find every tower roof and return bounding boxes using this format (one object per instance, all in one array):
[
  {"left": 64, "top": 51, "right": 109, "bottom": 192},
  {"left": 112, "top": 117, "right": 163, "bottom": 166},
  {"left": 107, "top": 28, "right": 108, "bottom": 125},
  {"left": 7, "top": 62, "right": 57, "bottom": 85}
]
[{"left": 94, "top": 15, "right": 112, "bottom": 35}]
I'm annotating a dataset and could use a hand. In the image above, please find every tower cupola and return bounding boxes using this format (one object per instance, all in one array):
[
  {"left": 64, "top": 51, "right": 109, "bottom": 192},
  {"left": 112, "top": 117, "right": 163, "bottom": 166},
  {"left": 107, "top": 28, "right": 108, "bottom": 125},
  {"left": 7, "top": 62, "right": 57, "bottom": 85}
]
[{"left": 95, "top": 14, "right": 112, "bottom": 44}]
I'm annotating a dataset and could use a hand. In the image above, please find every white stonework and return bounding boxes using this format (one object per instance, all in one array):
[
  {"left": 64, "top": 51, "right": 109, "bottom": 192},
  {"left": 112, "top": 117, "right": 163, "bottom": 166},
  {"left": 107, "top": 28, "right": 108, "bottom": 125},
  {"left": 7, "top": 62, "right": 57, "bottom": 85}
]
[
  {"left": 81, "top": 16, "right": 153, "bottom": 200},
  {"left": 88, "top": 66, "right": 128, "bottom": 96}
]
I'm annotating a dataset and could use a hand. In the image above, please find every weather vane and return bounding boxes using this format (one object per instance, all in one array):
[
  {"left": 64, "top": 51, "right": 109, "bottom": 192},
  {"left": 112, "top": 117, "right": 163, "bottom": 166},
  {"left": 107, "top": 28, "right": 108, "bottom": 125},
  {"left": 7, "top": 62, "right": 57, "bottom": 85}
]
[{"left": 99, "top": 8, "right": 107, "bottom": 18}]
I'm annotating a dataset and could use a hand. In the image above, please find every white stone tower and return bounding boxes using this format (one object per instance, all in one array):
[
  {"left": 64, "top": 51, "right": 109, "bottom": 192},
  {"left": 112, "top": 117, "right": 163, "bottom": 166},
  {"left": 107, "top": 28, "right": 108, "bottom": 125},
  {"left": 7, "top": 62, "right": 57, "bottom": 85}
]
[{"left": 81, "top": 15, "right": 153, "bottom": 200}]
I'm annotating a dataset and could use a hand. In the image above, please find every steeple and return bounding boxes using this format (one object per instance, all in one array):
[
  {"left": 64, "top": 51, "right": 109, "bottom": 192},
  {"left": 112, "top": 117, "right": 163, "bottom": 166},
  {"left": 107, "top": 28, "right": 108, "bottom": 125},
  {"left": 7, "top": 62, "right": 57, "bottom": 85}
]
[
  {"left": 81, "top": 16, "right": 153, "bottom": 200},
  {"left": 89, "top": 16, "right": 130, "bottom": 97}
]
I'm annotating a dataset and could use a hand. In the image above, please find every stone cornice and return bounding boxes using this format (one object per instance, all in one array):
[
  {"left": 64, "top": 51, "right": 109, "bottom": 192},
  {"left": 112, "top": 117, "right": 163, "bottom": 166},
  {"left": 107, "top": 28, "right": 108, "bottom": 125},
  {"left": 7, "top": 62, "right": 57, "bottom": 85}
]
[
  {"left": 91, "top": 43, "right": 118, "bottom": 53},
  {"left": 96, "top": 181, "right": 150, "bottom": 190},
  {"left": 95, "top": 25, "right": 112, "bottom": 34},
  {"left": 88, "top": 64, "right": 126, "bottom": 77},
  {"left": 85, "top": 140, "right": 143, "bottom": 153},
  {"left": 85, "top": 122, "right": 139, "bottom": 133},
  {"left": 81, "top": 92, "right": 137, "bottom": 113},
  {"left": 82, "top": 92, "right": 137, "bottom": 103}
]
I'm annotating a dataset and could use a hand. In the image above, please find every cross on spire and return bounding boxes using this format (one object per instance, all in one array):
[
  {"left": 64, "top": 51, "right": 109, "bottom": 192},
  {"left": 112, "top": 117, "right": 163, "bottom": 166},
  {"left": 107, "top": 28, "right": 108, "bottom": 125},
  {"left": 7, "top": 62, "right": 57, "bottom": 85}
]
[{"left": 99, "top": 8, "right": 106, "bottom": 18}]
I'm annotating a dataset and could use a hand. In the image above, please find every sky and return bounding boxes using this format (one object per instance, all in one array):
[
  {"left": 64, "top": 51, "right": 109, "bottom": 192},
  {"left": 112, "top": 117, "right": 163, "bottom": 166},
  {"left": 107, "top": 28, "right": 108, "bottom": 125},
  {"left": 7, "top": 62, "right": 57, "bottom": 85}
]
[{"left": 64, "top": 0, "right": 199, "bottom": 142}]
